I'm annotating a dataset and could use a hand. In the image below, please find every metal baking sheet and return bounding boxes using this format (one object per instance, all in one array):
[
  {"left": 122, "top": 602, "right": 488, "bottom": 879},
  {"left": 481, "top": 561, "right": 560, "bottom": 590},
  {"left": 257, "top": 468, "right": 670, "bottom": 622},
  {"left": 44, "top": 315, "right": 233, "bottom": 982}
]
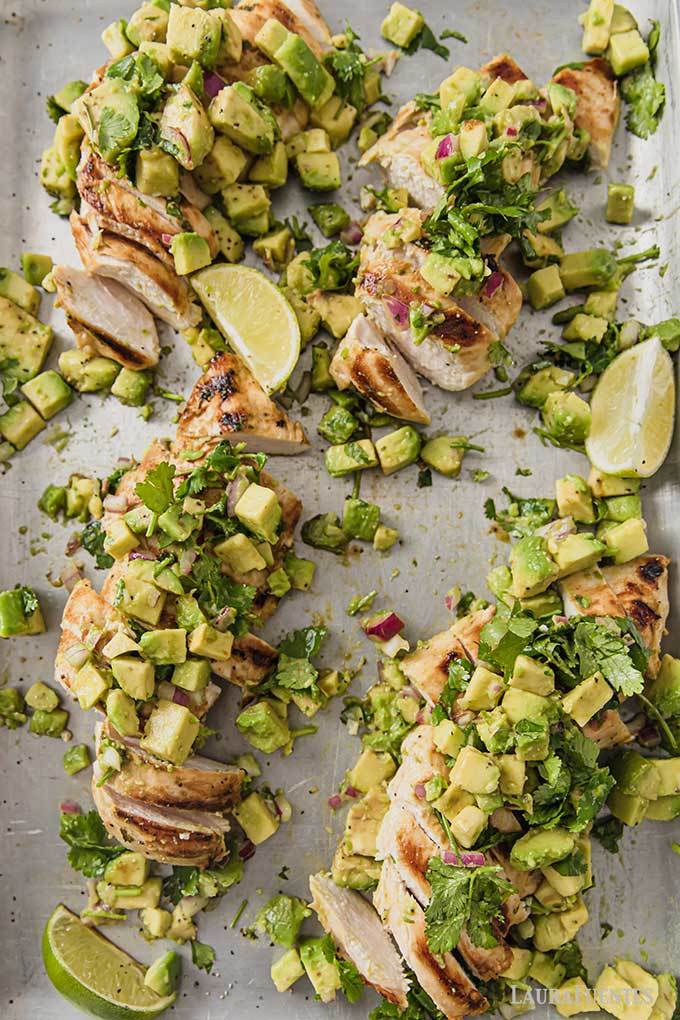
[{"left": 1, "top": 1, "right": 679, "bottom": 1016}]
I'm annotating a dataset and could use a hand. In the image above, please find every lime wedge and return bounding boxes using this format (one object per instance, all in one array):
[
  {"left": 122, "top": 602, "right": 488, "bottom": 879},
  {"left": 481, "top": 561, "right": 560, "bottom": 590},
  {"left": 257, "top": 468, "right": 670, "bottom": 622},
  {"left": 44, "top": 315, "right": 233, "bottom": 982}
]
[
  {"left": 191, "top": 265, "right": 300, "bottom": 394},
  {"left": 43, "top": 905, "right": 175, "bottom": 1019},
  {"left": 585, "top": 337, "right": 675, "bottom": 478}
]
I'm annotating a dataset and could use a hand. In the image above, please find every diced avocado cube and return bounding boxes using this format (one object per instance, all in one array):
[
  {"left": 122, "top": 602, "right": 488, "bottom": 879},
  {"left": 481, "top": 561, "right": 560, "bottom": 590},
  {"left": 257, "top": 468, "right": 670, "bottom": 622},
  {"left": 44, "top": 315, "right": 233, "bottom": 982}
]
[
  {"left": 237, "top": 210, "right": 271, "bottom": 237},
  {"left": 459, "top": 665, "right": 504, "bottom": 712},
  {"left": 529, "top": 951, "right": 567, "bottom": 989},
  {"left": 73, "top": 661, "right": 112, "bottom": 711},
  {"left": 209, "top": 82, "right": 277, "bottom": 155},
  {"left": 432, "top": 719, "right": 466, "bottom": 757},
  {"left": 449, "top": 745, "right": 500, "bottom": 795},
  {"left": 646, "top": 795, "right": 680, "bottom": 821},
  {"left": 140, "top": 906, "right": 172, "bottom": 940},
  {"left": 141, "top": 699, "right": 200, "bottom": 765},
  {"left": 73, "top": 78, "right": 139, "bottom": 165},
  {"left": 103, "top": 519, "right": 140, "bottom": 560},
  {"left": 283, "top": 552, "right": 315, "bottom": 591},
  {"left": 111, "top": 656, "right": 155, "bottom": 701},
  {"left": 233, "top": 791, "right": 280, "bottom": 844},
  {"left": 309, "top": 96, "right": 357, "bottom": 148},
  {"left": 286, "top": 128, "right": 331, "bottom": 159},
  {"left": 607, "top": 786, "right": 648, "bottom": 826},
  {"left": 29, "top": 707, "right": 69, "bottom": 737},
  {"left": 374, "top": 524, "right": 400, "bottom": 552},
  {"left": 63, "top": 744, "right": 91, "bottom": 776},
  {"left": 174, "top": 594, "right": 207, "bottom": 634},
  {"left": 501, "top": 948, "right": 533, "bottom": 983},
  {"left": 521, "top": 230, "right": 564, "bottom": 270},
  {"left": 555, "top": 474, "right": 595, "bottom": 523},
  {"left": 582, "top": 0, "right": 614, "bottom": 54},
  {"left": 497, "top": 754, "right": 526, "bottom": 796},
  {"left": 317, "top": 405, "right": 358, "bottom": 447},
  {"left": 172, "top": 658, "right": 210, "bottom": 692},
  {"left": 602, "top": 517, "right": 648, "bottom": 564},
  {"left": 0, "top": 268, "right": 38, "bottom": 315},
  {"left": 21, "top": 370, "right": 72, "bottom": 419},
  {"left": 380, "top": 2, "right": 424, "bottom": 47},
  {"left": 126, "top": 3, "right": 169, "bottom": 46},
  {"left": 215, "top": 532, "right": 267, "bottom": 574},
  {"left": 325, "top": 438, "right": 378, "bottom": 477},
  {"left": 166, "top": 4, "right": 221, "bottom": 68},
  {"left": 608, "top": 28, "right": 649, "bottom": 75},
  {"left": 253, "top": 227, "right": 294, "bottom": 270},
  {"left": 542, "top": 390, "right": 591, "bottom": 446},
  {"left": 21, "top": 253, "right": 53, "bottom": 288},
  {"left": 348, "top": 748, "right": 396, "bottom": 793},
  {"left": 58, "top": 350, "right": 120, "bottom": 392},
  {"left": 271, "top": 947, "right": 305, "bottom": 993},
  {"left": 612, "top": 749, "right": 661, "bottom": 800},
  {"left": 560, "top": 249, "right": 618, "bottom": 291},
  {"left": 311, "top": 342, "right": 333, "bottom": 391},
  {"left": 588, "top": 467, "right": 640, "bottom": 497},
  {"left": 594, "top": 961, "right": 657, "bottom": 1020},
  {"left": 536, "top": 189, "right": 579, "bottom": 234},
  {"left": 310, "top": 203, "right": 350, "bottom": 238},
  {"left": 562, "top": 312, "right": 609, "bottom": 342},
  {"left": 0, "top": 401, "right": 45, "bottom": 450},
  {"left": 307, "top": 293, "right": 362, "bottom": 339},
  {"left": 502, "top": 687, "right": 552, "bottom": 728},
  {"left": 528, "top": 264, "right": 565, "bottom": 310},
  {"left": 234, "top": 483, "right": 281, "bottom": 543},
  {"left": 562, "top": 671, "right": 613, "bottom": 726},
  {"left": 584, "top": 288, "right": 618, "bottom": 320},
  {"left": 139, "top": 629, "right": 187, "bottom": 665},
  {"left": 449, "top": 805, "right": 488, "bottom": 849},
  {"left": 170, "top": 232, "right": 212, "bottom": 276},
  {"left": 106, "top": 688, "right": 140, "bottom": 737},
  {"left": 420, "top": 435, "right": 466, "bottom": 477},
  {"left": 295, "top": 152, "right": 341, "bottom": 191},
  {"left": 0, "top": 590, "right": 45, "bottom": 639},
  {"left": 195, "top": 137, "right": 249, "bottom": 194},
  {"left": 603, "top": 493, "right": 641, "bottom": 522},
  {"left": 102, "top": 19, "right": 135, "bottom": 59},
  {"left": 510, "top": 655, "right": 555, "bottom": 696},
  {"left": 157, "top": 505, "right": 197, "bottom": 543},
  {"left": 611, "top": 4, "right": 638, "bottom": 33},
  {"left": 111, "top": 368, "right": 152, "bottom": 407},
  {"left": 606, "top": 181, "right": 635, "bottom": 224},
  {"left": 511, "top": 827, "right": 575, "bottom": 871},
  {"left": 480, "top": 76, "right": 515, "bottom": 114},
  {"left": 272, "top": 33, "right": 334, "bottom": 109},
  {"left": 160, "top": 84, "right": 214, "bottom": 171},
  {"left": 25, "top": 682, "right": 59, "bottom": 712},
  {"left": 509, "top": 535, "right": 559, "bottom": 598},
  {"left": 518, "top": 365, "right": 575, "bottom": 410},
  {"left": 135, "top": 148, "right": 179, "bottom": 198},
  {"left": 514, "top": 717, "right": 550, "bottom": 761},
  {"left": 138, "top": 40, "right": 173, "bottom": 78},
  {"left": 647, "top": 655, "right": 680, "bottom": 720},
  {"left": 299, "top": 938, "right": 341, "bottom": 1003},
  {"left": 188, "top": 623, "right": 234, "bottom": 660},
  {"left": 267, "top": 567, "right": 291, "bottom": 597},
  {"left": 144, "top": 951, "right": 180, "bottom": 998},
  {"left": 250, "top": 141, "right": 288, "bottom": 188},
  {"left": 51, "top": 79, "right": 88, "bottom": 114},
  {"left": 97, "top": 877, "right": 162, "bottom": 911},
  {"left": 254, "top": 17, "right": 291, "bottom": 59},
  {"left": 375, "top": 426, "right": 421, "bottom": 476},
  {"left": 458, "top": 118, "right": 488, "bottom": 161},
  {"left": 247, "top": 62, "right": 294, "bottom": 106},
  {"left": 342, "top": 497, "right": 380, "bottom": 542},
  {"left": 203, "top": 205, "right": 245, "bottom": 262},
  {"left": 222, "top": 183, "right": 271, "bottom": 225},
  {"left": 550, "top": 532, "right": 605, "bottom": 576},
  {"left": 120, "top": 577, "right": 166, "bottom": 627},
  {"left": 331, "top": 843, "right": 382, "bottom": 890},
  {"left": 236, "top": 700, "right": 290, "bottom": 753}
]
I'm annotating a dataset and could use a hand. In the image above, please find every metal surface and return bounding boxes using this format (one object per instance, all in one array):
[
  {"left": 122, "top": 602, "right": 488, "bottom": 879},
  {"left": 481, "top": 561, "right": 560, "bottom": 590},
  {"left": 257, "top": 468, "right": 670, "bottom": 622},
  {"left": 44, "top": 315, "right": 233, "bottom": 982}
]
[{"left": 1, "top": 0, "right": 679, "bottom": 1016}]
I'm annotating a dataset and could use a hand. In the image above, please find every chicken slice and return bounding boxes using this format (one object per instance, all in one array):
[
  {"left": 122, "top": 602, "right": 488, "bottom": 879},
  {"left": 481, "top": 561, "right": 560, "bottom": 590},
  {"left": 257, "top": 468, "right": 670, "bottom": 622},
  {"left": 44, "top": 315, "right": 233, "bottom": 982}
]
[
  {"left": 77, "top": 144, "right": 216, "bottom": 262},
  {"left": 98, "top": 721, "right": 245, "bottom": 811},
  {"left": 374, "top": 859, "right": 488, "bottom": 1018},
  {"left": 223, "top": 0, "right": 329, "bottom": 82},
  {"left": 400, "top": 628, "right": 469, "bottom": 705},
  {"left": 309, "top": 873, "right": 409, "bottom": 1006},
  {"left": 53, "top": 264, "right": 160, "bottom": 370},
  {"left": 72, "top": 209, "right": 202, "bottom": 331},
  {"left": 488, "top": 846, "right": 541, "bottom": 900},
  {"left": 376, "top": 803, "right": 512, "bottom": 980},
  {"left": 452, "top": 605, "right": 496, "bottom": 663},
  {"left": 387, "top": 727, "right": 449, "bottom": 846},
  {"left": 601, "top": 555, "right": 670, "bottom": 675},
  {"left": 583, "top": 708, "right": 633, "bottom": 750},
  {"left": 359, "top": 101, "right": 445, "bottom": 209},
  {"left": 558, "top": 566, "right": 628, "bottom": 618},
  {"left": 479, "top": 54, "right": 529, "bottom": 84},
  {"left": 358, "top": 212, "right": 521, "bottom": 390},
  {"left": 174, "top": 352, "right": 309, "bottom": 456},
  {"left": 331, "top": 315, "right": 430, "bottom": 425},
  {"left": 211, "top": 632, "right": 278, "bottom": 687},
  {"left": 55, "top": 580, "right": 130, "bottom": 696},
  {"left": 552, "top": 58, "right": 620, "bottom": 168},
  {"left": 92, "top": 782, "right": 230, "bottom": 867}
]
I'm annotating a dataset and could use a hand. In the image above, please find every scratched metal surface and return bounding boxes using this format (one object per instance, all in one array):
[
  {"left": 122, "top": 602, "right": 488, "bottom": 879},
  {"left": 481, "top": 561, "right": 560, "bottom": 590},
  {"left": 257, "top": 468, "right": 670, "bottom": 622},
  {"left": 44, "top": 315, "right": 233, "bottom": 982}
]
[{"left": 1, "top": 0, "right": 679, "bottom": 1016}]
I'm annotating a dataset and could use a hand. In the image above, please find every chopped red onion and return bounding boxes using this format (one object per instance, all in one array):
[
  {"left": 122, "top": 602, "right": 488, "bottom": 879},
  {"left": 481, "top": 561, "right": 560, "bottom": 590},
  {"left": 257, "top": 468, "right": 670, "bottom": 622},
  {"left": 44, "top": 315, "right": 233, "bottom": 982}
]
[
  {"left": 460, "top": 851, "right": 486, "bottom": 867},
  {"left": 340, "top": 222, "right": 363, "bottom": 246},
  {"left": 60, "top": 563, "right": 84, "bottom": 592},
  {"left": 416, "top": 708, "right": 426, "bottom": 724},
  {"left": 414, "top": 783, "right": 426, "bottom": 800},
  {"left": 344, "top": 786, "right": 359, "bottom": 799},
  {"left": 238, "top": 840, "right": 256, "bottom": 861},
  {"left": 553, "top": 615, "right": 569, "bottom": 625},
  {"left": 444, "top": 587, "right": 461, "bottom": 613},
  {"left": 483, "top": 271, "right": 503, "bottom": 297},
  {"left": 102, "top": 493, "right": 128, "bottom": 513},
  {"left": 227, "top": 475, "right": 249, "bottom": 515},
  {"left": 213, "top": 605, "right": 236, "bottom": 632},
  {"left": 401, "top": 685, "right": 420, "bottom": 701},
  {"left": 129, "top": 550, "right": 156, "bottom": 561},
  {"left": 384, "top": 297, "right": 410, "bottom": 327},
  {"left": 532, "top": 97, "right": 548, "bottom": 109},
  {"left": 327, "top": 794, "right": 342, "bottom": 810},
  {"left": 178, "top": 547, "right": 198, "bottom": 575},
  {"left": 65, "top": 533, "right": 82, "bottom": 557},
  {"left": 172, "top": 688, "right": 191, "bottom": 707},
  {"left": 161, "top": 232, "right": 174, "bottom": 246},
  {"left": 60, "top": 800, "right": 81, "bottom": 814},
  {"left": 363, "top": 611, "right": 405, "bottom": 642},
  {"left": 443, "top": 850, "right": 459, "bottom": 865},
  {"left": 506, "top": 126, "right": 518, "bottom": 137},
  {"left": 203, "top": 71, "right": 225, "bottom": 99},
  {"left": 436, "top": 134, "right": 454, "bottom": 159}
]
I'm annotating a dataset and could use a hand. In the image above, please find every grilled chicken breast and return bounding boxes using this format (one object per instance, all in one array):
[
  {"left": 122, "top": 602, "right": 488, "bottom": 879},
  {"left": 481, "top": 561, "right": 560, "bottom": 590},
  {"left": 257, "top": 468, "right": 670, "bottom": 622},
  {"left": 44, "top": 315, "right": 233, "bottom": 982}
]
[
  {"left": 359, "top": 101, "right": 445, "bottom": 209},
  {"left": 55, "top": 580, "right": 128, "bottom": 696},
  {"left": 375, "top": 859, "right": 488, "bottom": 1018},
  {"left": 99, "top": 721, "right": 245, "bottom": 811},
  {"left": 583, "top": 708, "right": 633, "bottom": 750},
  {"left": 330, "top": 315, "right": 430, "bottom": 425},
  {"left": 452, "top": 605, "right": 496, "bottom": 662},
  {"left": 72, "top": 209, "right": 202, "bottom": 331},
  {"left": 211, "top": 632, "right": 279, "bottom": 687},
  {"left": 53, "top": 264, "right": 160, "bottom": 370},
  {"left": 92, "top": 782, "right": 230, "bottom": 867},
  {"left": 387, "top": 727, "right": 449, "bottom": 846},
  {"left": 552, "top": 58, "right": 620, "bottom": 167},
  {"left": 221, "top": 0, "right": 330, "bottom": 82},
  {"left": 400, "top": 627, "right": 469, "bottom": 705},
  {"left": 559, "top": 566, "right": 627, "bottom": 618},
  {"left": 601, "top": 555, "right": 670, "bottom": 675},
  {"left": 357, "top": 212, "right": 521, "bottom": 391},
  {"left": 479, "top": 54, "right": 529, "bottom": 84},
  {"left": 309, "top": 873, "right": 409, "bottom": 1006},
  {"left": 174, "top": 352, "right": 309, "bottom": 456}
]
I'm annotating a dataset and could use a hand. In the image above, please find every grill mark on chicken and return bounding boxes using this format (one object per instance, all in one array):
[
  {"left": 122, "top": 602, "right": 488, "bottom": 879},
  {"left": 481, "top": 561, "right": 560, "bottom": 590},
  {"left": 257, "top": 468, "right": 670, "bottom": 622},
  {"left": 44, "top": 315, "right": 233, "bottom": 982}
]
[
  {"left": 640, "top": 557, "right": 664, "bottom": 582},
  {"left": 480, "top": 54, "right": 528, "bottom": 83},
  {"left": 219, "top": 412, "right": 245, "bottom": 430},
  {"left": 198, "top": 371, "right": 238, "bottom": 402},
  {"left": 67, "top": 315, "right": 147, "bottom": 369}
]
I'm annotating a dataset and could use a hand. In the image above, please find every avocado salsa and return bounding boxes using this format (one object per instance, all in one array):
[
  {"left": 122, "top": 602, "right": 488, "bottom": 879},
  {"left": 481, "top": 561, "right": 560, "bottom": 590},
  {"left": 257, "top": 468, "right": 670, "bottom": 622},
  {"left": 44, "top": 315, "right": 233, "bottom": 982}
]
[{"left": 1, "top": 0, "right": 677, "bottom": 1017}]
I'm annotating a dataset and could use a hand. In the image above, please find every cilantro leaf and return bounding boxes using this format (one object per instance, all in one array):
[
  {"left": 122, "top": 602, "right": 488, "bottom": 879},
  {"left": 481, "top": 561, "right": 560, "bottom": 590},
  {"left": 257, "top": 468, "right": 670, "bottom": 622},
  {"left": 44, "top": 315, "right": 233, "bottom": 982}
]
[
  {"left": 403, "top": 23, "right": 450, "bottom": 60},
  {"left": 60, "top": 811, "right": 124, "bottom": 877},
  {"left": 573, "top": 619, "right": 644, "bottom": 697},
  {"left": 275, "top": 655, "right": 320, "bottom": 696},
  {"left": 80, "top": 520, "right": 114, "bottom": 570},
  {"left": 189, "top": 551, "right": 256, "bottom": 626},
  {"left": 306, "top": 241, "right": 359, "bottom": 292},
  {"left": 484, "top": 487, "right": 556, "bottom": 537},
  {"left": 256, "top": 894, "right": 310, "bottom": 948},
  {"left": 163, "top": 866, "right": 201, "bottom": 905},
  {"left": 320, "top": 936, "right": 364, "bottom": 1003},
  {"left": 302, "top": 512, "right": 349, "bottom": 554},
  {"left": 621, "top": 60, "right": 665, "bottom": 139},
  {"left": 425, "top": 859, "right": 513, "bottom": 952},
  {"left": 191, "top": 940, "right": 216, "bottom": 973},
  {"left": 592, "top": 815, "right": 625, "bottom": 854},
  {"left": 278, "top": 626, "right": 327, "bottom": 660},
  {"left": 135, "top": 462, "right": 176, "bottom": 514},
  {"left": 478, "top": 603, "right": 538, "bottom": 675}
]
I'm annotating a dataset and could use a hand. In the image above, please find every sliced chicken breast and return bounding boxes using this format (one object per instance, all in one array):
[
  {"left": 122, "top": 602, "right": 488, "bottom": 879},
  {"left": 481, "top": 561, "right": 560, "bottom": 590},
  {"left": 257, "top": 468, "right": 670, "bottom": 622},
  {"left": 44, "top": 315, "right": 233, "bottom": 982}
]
[
  {"left": 53, "top": 264, "right": 160, "bottom": 370},
  {"left": 55, "top": 580, "right": 129, "bottom": 696},
  {"left": 211, "top": 632, "right": 278, "bottom": 687},
  {"left": 92, "top": 782, "right": 230, "bottom": 867},
  {"left": 99, "top": 721, "right": 245, "bottom": 811},
  {"left": 174, "top": 352, "right": 308, "bottom": 456},
  {"left": 488, "top": 846, "right": 541, "bottom": 900},
  {"left": 601, "top": 555, "right": 670, "bottom": 675},
  {"left": 359, "top": 101, "right": 445, "bottom": 209},
  {"left": 452, "top": 605, "right": 496, "bottom": 663},
  {"left": 552, "top": 58, "right": 620, "bottom": 168},
  {"left": 559, "top": 566, "right": 628, "bottom": 618},
  {"left": 309, "top": 873, "right": 409, "bottom": 1006},
  {"left": 387, "top": 727, "right": 449, "bottom": 846},
  {"left": 479, "top": 54, "right": 529, "bottom": 84},
  {"left": 583, "top": 708, "right": 633, "bottom": 750},
  {"left": 400, "top": 627, "right": 470, "bottom": 705},
  {"left": 374, "top": 859, "right": 488, "bottom": 1018},
  {"left": 72, "top": 209, "right": 202, "bottom": 330},
  {"left": 223, "top": 0, "right": 330, "bottom": 82},
  {"left": 330, "top": 315, "right": 430, "bottom": 425}
]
